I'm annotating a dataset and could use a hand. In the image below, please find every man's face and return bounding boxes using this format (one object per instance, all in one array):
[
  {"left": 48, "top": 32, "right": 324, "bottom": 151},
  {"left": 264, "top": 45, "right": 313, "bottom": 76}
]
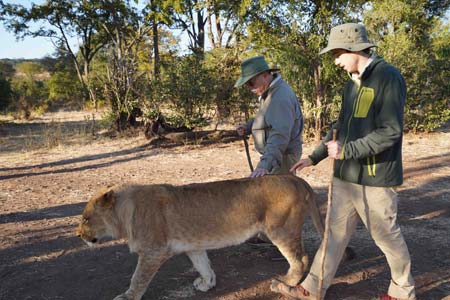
[
  {"left": 245, "top": 72, "right": 271, "bottom": 96},
  {"left": 332, "top": 49, "right": 359, "bottom": 74}
]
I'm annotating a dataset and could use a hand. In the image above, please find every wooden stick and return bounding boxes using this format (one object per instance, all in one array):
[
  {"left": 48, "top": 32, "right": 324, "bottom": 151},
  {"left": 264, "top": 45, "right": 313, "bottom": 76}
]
[
  {"left": 243, "top": 135, "right": 254, "bottom": 172},
  {"left": 317, "top": 129, "right": 337, "bottom": 300}
]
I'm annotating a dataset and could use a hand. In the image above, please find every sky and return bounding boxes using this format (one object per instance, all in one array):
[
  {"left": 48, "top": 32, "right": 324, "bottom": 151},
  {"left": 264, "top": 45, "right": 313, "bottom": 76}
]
[
  {"left": 0, "top": 0, "right": 53, "bottom": 59},
  {"left": 0, "top": 26, "right": 59, "bottom": 59},
  {"left": 0, "top": 0, "right": 188, "bottom": 60}
]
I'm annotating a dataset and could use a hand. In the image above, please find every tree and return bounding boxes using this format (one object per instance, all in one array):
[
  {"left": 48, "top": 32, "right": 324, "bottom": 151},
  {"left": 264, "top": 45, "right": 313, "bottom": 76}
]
[
  {"left": 10, "top": 61, "right": 49, "bottom": 118},
  {"left": 15, "top": 61, "right": 44, "bottom": 79},
  {"left": 98, "top": 0, "right": 148, "bottom": 130},
  {"left": 0, "top": 60, "right": 15, "bottom": 78},
  {"left": 142, "top": 0, "right": 175, "bottom": 78},
  {"left": 364, "top": 0, "right": 450, "bottom": 131},
  {"left": 167, "top": 0, "right": 208, "bottom": 56},
  {"left": 47, "top": 70, "right": 83, "bottom": 110},
  {"left": 205, "top": 0, "right": 246, "bottom": 49},
  {"left": 242, "top": 0, "right": 365, "bottom": 140},
  {"left": 0, "top": 75, "right": 11, "bottom": 110},
  {"left": 0, "top": 0, "right": 114, "bottom": 108}
]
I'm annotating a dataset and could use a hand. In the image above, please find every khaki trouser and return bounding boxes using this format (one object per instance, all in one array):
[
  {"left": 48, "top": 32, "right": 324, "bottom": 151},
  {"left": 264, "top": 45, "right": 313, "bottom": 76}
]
[
  {"left": 270, "top": 152, "right": 301, "bottom": 175},
  {"left": 302, "top": 178, "right": 416, "bottom": 300}
]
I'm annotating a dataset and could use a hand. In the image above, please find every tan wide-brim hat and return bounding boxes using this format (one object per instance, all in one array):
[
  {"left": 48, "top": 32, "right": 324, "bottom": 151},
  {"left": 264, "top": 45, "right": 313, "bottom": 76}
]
[
  {"left": 319, "top": 23, "right": 377, "bottom": 55},
  {"left": 234, "top": 56, "right": 279, "bottom": 87}
]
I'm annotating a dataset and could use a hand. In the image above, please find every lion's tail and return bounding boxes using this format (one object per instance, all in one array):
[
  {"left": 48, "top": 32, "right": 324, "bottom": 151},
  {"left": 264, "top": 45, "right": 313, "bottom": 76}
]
[{"left": 304, "top": 185, "right": 325, "bottom": 239}]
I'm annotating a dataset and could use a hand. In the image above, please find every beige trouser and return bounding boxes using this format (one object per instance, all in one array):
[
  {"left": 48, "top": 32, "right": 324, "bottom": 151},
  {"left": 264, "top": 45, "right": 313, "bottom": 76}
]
[
  {"left": 270, "top": 152, "right": 301, "bottom": 175},
  {"left": 302, "top": 178, "right": 416, "bottom": 300}
]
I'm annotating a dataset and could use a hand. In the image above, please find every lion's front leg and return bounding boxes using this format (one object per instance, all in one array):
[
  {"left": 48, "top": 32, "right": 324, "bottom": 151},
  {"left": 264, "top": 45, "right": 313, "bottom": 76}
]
[
  {"left": 186, "top": 250, "right": 216, "bottom": 292},
  {"left": 114, "top": 252, "right": 168, "bottom": 300}
]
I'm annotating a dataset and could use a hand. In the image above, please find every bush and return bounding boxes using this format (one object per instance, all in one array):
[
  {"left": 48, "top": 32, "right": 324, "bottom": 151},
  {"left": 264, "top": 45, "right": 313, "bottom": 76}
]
[
  {"left": 48, "top": 71, "right": 84, "bottom": 110},
  {"left": 0, "top": 77, "right": 11, "bottom": 111}
]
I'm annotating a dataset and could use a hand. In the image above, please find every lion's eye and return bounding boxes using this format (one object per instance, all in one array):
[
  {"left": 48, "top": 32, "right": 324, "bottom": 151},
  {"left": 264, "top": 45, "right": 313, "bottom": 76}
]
[{"left": 82, "top": 218, "right": 89, "bottom": 224}]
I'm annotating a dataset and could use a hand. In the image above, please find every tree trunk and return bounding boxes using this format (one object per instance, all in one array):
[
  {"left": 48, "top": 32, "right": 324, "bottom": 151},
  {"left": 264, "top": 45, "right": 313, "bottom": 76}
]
[
  {"left": 206, "top": 1, "right": 216, "bottom": 49},
  {"left": 152, "top": 20, "right": 160, "bottom": 78},
  {"left": 196, "top": 9, "right": 205, "bottom": 56},
  {"left": 312, "top": 59, "right": 324, "bottom": 142}
]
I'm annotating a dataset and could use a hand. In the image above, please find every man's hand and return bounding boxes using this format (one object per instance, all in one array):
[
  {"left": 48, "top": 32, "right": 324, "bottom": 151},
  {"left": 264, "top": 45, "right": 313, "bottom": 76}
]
[
  {"left": 236, "top": 123, "right": 246, "bottom": 136},
  {"left": 250, "top": 167, "right": 268, "bottom": 178},
  {"left": 325, "top": 140, "right": 342, "bottom": 159},
  {"left": 289, "top": 158, "right": 312, "bottom": 173}
]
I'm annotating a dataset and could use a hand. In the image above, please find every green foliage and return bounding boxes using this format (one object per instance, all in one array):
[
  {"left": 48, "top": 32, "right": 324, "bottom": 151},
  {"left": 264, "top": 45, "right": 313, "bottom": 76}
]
[
  {"left": 10, "top": 76, "right": 49, "bottom": 118},
  {"left": 365, "top": 0, "right": 450, "bottom": 131},
  {"left": 1, "top": 0, "right": 449, "bottom": 134},
  {"left": 48, "top": 70, "right": 84, "bottom": 110},
  {"left": 203, "top": 48, "right": 255, "bottom": 121},
  {"left": 0, "top": 60, "right": 15, "bottom": 78},
  {"left": 160, "top": 55, "right": 214, "bottom": 126},
  {"left": 240, "top": 0, "right": 355, "bottom": 139},
  {"left": 15, "top": 61, "right": 44, "bottom": 79},
  {"left": 0, "top": 76, "right": 12, "bottom": 110}
]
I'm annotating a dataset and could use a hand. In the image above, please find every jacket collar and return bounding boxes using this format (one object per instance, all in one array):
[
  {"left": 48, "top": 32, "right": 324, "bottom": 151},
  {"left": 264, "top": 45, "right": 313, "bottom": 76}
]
[
  {"left": 260, "top": 73, "right": 282, "bottom": 101},
  {"left": 351, "top": 56, "right": 384, "bottom": 85}
]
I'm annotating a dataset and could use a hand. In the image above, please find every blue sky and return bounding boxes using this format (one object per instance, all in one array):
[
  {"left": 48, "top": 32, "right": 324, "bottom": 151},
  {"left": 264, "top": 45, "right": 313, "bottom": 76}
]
[
  {"left": 0, "top": 0, "right": 54, "bottom": 59},
  {"left": 0, "top": 25, "right": 60, "bottom": 59},
  {"left": 0, "top": 0, "right": 188, "bottom": 59}
]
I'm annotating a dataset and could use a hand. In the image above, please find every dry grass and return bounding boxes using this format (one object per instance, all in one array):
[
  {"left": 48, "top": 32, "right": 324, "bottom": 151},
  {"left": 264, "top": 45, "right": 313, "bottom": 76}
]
[{"left": 0, "top": 111, "right": 108, "bottom": 154}]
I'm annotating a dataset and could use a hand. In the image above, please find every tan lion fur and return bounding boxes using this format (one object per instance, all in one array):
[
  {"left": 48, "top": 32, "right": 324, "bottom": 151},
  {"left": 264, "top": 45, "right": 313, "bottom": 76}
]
[{"left": 76, "top": 174, "right": 325, "bottom": 300}]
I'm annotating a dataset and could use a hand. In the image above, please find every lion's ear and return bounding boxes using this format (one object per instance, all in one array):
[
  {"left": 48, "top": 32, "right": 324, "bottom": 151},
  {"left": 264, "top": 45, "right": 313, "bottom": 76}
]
[{"left": 98, "top": 190, "right": 115, "bottom": 208}]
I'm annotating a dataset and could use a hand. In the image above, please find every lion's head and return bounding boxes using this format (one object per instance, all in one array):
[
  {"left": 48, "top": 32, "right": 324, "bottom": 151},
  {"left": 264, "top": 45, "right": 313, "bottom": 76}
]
[{"left": 76, "top": 188, "right": 115, "bottom": 246}]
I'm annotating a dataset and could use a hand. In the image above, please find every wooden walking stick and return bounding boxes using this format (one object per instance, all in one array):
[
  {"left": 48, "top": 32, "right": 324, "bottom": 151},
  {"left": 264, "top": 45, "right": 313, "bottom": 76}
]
[
  {"left": 317, "top": 129, "right": 337, "bottom": 300},
  {"left": 243, "top": 135, "right": 254, "bottom": 172}
]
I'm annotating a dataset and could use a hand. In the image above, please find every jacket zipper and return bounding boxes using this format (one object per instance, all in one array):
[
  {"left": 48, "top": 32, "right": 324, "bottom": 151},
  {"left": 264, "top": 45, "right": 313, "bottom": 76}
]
[
  {"left": 367, "top": 156, "right": 376, "bottom": 176},
  {"left": 340, "top": 81, "right": 360, "bottom": 179}
]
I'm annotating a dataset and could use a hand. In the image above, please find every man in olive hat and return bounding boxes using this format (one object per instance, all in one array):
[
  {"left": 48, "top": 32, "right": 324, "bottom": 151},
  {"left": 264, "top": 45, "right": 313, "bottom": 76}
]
[
  {"left": 271, "top": 23, "right": 416, "bottom": 300},
  {"left": 235, "top": 55, "right": 303, "bottom": 178}
]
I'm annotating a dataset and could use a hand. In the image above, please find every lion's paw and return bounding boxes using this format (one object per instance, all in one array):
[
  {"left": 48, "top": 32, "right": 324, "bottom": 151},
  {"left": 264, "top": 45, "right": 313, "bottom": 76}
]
[
  {"left": 113, "top": 294, "right": 131, "bottom": 300},
  {"left": 193, "top": 276, "right": 215, "bottom": 292},
  {"left": 279, "top": 274, "right": 302, "bottom": 287}
]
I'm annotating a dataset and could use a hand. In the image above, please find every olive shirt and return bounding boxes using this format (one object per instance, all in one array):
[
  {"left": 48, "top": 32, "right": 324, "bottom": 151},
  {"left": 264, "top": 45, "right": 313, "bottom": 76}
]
[
  {"left": 244, "top": 74, "right": 303, "bottom": 172},
  {"left": 309, "top": 57, "right": 406, "bottom": 187}
]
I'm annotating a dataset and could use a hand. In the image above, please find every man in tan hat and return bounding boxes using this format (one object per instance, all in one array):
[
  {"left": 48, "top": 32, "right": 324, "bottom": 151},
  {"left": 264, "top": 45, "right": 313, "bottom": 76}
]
[
  {"left": 235, "top": 55, "right": 303, "bottom": 178},
  {"left": 271, "top": 23, "right": 416, "bottom": 300}
]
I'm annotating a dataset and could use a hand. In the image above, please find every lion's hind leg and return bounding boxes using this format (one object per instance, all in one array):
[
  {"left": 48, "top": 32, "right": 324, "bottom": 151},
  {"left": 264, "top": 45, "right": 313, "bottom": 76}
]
[
  {"left": 186, "top": 250, "right": 216, "bottom": 292},
  {"left": 266, "top": 223, "right": 308, "bottom": 286}
]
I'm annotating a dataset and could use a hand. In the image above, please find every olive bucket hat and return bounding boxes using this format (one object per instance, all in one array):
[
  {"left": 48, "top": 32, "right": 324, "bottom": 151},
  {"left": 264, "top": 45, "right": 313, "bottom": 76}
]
[
  {"left": 234, "top": 56, "right": 279, "bottom": 87},
  {"left": 319, "top": 23, "right": 376, "bottom": 55}
]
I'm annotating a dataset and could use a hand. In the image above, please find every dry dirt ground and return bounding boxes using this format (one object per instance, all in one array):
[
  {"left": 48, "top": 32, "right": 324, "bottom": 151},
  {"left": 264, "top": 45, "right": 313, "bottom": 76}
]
[{"left": 0, "top": 112, "right": 449, "bottom": 300}]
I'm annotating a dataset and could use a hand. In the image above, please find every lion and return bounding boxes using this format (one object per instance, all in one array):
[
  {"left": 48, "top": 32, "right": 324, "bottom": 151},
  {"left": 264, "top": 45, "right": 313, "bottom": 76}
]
[{"left": 76, "top": 175, "right": 336, "bottom": 300}]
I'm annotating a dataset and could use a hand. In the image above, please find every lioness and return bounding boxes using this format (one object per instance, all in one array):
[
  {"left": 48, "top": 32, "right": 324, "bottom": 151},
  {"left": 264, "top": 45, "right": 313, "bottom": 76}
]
[{"left": 76, "top": 175, "right": 325, "bottom": 300}]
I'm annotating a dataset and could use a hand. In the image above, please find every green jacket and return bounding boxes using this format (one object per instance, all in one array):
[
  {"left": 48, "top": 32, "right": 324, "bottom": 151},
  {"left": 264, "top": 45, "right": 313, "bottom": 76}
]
[{"left": 309, "top": 57, "right": 406, "bottom": 187}]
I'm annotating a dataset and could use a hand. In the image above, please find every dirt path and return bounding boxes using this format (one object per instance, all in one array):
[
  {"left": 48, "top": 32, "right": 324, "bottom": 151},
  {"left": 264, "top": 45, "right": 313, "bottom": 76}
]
[{"left": 0, "top": 113, "right": 449, "bottom": 300}]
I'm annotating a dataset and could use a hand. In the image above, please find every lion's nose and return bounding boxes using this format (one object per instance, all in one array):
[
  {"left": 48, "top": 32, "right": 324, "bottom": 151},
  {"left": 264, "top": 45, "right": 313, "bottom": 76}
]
[{"left": 91, "top": 238, "right": 98, "bottom": 243}]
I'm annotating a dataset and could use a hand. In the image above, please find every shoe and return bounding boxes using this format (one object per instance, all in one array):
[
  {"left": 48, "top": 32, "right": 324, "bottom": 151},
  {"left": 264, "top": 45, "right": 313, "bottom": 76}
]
[{"left": 270, "top": 278, "right": 323, "bottom": 300}]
